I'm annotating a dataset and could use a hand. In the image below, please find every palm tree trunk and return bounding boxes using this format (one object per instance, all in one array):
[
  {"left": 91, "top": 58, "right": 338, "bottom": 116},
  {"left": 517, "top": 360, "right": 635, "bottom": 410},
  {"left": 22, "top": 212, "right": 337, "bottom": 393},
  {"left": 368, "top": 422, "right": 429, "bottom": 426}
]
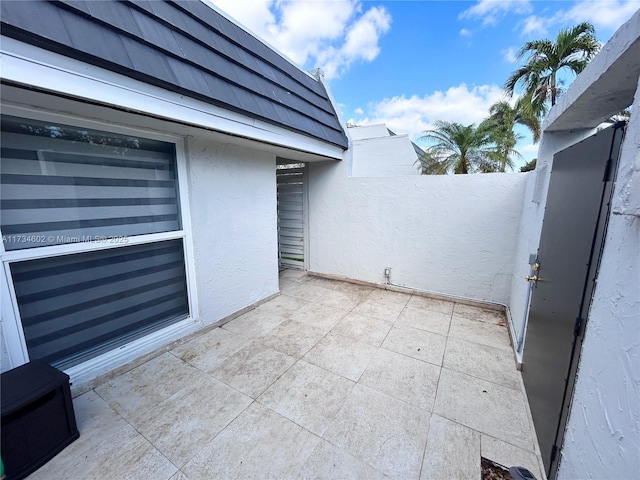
[{"left": 550, "top": 71, "right": 557, "bottom": 106}]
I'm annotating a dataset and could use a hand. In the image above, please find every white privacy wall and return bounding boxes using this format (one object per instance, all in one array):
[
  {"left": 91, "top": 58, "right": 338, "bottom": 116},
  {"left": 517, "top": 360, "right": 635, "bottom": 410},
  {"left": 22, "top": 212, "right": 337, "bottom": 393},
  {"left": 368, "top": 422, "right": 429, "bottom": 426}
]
[
  {"left": 307, "top": 156, "right": 528, "bottom": 305},
  {"left": 351, "top": 135, "right": 421, "bottom": 177},
  {"left": 186, "top": 137, "right": 280, "bottom": 324}
]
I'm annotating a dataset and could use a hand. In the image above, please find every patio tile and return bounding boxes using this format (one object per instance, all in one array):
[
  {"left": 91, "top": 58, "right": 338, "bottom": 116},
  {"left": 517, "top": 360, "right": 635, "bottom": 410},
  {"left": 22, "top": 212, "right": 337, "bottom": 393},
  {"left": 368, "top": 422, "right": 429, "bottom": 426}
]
[
  {"left": 315, "top": 287, "right": 362, "bottom": 310},
  {"left": 181, "top": 402, "right": 320, "bottom": 480},
  {"left": 331, "top": 311, "right": 394, "bottom": 347},
  {"left": 329, "top": 281, "right": 374, "bottom": 301},
  {"left": 324, "top": 384, "right": 431, "bottom": 479},
  {"left": 73, "top": 389, "right": 129, "bottom": 439},
  {"left": 282, "top": 282, "right": 333, "bottom": 302},
  {"left": 170, "top": 472, "right": 192, "bottom": 480},
  {"left": 134, "top": 374, "right": 252, "bottom": 467},
  {"left": 444, "top": 336, "right": 521, "bottom": 390},
  {"left": 381, "top": 325, "right": 447, "bottom": 366},
  {"left": 350, "top": 297, "right": 406, "bottom": 323},
  {"left": 420, "top": 414, "right": 481, "bottom": 480},
  {"left": 367, "top": 288, "right": 411, "bottom": 305},
  {"left": 449, "top": 316, "right": 512, "bottom": 350},
  {"left": 297, "top": 440, "right": 388, "bottom": 480},
  {"left": 171, "top": 326, "right": 251, "bottom": 372},
  {"left": 303, "top": 332, "right": 378, "bottom": 381},
  {"left": 433, "top": 368, "right": 535, "bottom": 451},
  {"left": 481, "top": 434, "right": 543, "bottom": 480},
  {"left": 257, "top": 293, "right": 308, "bottom": 316},
  {"left": 220, "top": 308, "right": 286, "bottom": 340},
  {"left": 94, "top": 352, "right": 201, "bottom": 424},
  {"left": 292, "top": 302, "right": 350, "bottom": 332},
  {"left": 279, "top": 268, "right": 310, "bottom": 282},
  {"left": 453, "top": 303, "right": 506, "bottom": 325},
  {"left": 257, "top": 319, "right": 326, "bottom": 357},
  {"left": 211, "top": 342, "right": 297, "bottom": 398},
  {"left": 359, "top": 348, "right": 440, "bottom": 411},
  {"left": 407, "top": 295, "right": 455, "bottom": 315},
  {"left": 302, "top": 276, "right": 341, "bottom": 289},
  {"left": 258, "top": 360, "right": 354, "bottom": 436},
  {"left": 29, "top": 421, "right": 177, "bottom": 480},
  {"left": 397, "top": 305, "right": 451, "bottom": 336}
]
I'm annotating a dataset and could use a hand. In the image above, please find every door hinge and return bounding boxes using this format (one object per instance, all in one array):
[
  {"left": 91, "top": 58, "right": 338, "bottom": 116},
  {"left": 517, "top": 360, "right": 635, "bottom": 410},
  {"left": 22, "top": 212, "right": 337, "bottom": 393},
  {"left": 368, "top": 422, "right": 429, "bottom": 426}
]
[
  {"left": 603, "top": 158, "right": 613, "bottom": 182},
  {"left": 574, "top": 317, "right": 585, "bottom": 337}
]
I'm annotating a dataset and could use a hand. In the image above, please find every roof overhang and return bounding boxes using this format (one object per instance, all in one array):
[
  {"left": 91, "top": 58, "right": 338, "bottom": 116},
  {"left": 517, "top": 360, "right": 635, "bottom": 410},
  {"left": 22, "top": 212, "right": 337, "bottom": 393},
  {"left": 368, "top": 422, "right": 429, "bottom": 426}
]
[
  {"left": 0, "top": 37, "right": 344, "bottom": 162},
  {"left": 544, "top": 10, "right": 640, "bottom": 132}
]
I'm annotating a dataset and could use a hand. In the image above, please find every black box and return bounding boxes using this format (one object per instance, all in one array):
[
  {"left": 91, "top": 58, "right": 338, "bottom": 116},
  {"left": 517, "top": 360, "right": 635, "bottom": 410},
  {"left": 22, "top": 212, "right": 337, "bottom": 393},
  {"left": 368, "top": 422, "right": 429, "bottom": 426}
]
[{"left": 1, "top": 361, "right": 79, "bottom": 480}]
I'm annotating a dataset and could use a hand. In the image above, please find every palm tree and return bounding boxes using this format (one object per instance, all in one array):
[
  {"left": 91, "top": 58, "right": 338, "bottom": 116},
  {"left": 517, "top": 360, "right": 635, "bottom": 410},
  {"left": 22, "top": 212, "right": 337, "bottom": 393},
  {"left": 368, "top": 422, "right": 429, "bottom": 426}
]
[
  {"left": 479, "top": 99, "right": 541, "bottom": 171},
  {"left": 505, "top": 22, "right": 599, "bottom": 117},
  {"left": 416, "top": 121, "right": 498, "bottom": 174}
]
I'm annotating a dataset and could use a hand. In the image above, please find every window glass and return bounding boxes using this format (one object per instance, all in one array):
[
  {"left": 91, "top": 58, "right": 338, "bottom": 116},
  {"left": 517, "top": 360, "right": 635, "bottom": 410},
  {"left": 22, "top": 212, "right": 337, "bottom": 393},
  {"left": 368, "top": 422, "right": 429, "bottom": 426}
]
[
  {"left": 1, "top": 115, "right": 181, "bottom": 250},
  {"left": 11, "top": 239, "right": 189, "bottom": 369}
]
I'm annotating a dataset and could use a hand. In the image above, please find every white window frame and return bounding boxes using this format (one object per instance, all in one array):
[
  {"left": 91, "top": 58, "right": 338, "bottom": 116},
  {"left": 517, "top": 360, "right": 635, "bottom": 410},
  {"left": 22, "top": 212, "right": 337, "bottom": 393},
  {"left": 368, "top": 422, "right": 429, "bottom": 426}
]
[{"left": 0, "top": 104, "right": 200, "bottom": 383}]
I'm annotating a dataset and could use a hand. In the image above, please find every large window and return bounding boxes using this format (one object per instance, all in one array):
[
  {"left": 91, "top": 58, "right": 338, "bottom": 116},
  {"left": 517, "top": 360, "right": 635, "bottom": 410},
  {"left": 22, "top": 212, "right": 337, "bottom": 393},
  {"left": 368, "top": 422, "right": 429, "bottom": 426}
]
[{"left": 1, "top": 115, "right": 192, "bottom": 369}]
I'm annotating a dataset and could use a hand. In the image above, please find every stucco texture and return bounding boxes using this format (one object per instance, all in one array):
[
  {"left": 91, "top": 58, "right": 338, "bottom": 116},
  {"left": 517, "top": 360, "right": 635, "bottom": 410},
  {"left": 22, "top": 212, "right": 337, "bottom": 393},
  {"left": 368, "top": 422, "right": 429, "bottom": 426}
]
[
  {"left": 187, "top": 137, "right": 279, "bottom": 324},
  {"left": 308, "top": 158, "right": 528, "bottom": 305}
]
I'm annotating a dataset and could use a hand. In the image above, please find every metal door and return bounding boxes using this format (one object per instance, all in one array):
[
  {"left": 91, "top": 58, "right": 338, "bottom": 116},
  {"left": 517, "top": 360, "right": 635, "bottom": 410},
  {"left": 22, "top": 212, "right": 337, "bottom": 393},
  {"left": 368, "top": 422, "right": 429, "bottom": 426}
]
[
  {"left": 522, "top": 123, "right": 625, "bottom": 478},
  {"left": 276, "top": 162, "right": 306, "bottom": 270}
]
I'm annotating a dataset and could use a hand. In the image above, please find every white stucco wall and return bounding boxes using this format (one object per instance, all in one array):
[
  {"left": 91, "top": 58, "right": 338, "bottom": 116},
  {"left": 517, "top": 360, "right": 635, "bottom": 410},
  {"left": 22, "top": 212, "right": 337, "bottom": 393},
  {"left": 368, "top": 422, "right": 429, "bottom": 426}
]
[
  {"left": 351, "top": 135, "right": 421, "bottom": 177},
  {"left": 347, "top": 124, "right": 391, "bottom": 140},
  {"left": 186, "top": 137, "right": 280, "bottom": 324},
  {"left": 556, "top": 76, "right": 640, "bottom": 480},
  {"left": 308, "top": 157, "right": 528, "bottom": 305}
]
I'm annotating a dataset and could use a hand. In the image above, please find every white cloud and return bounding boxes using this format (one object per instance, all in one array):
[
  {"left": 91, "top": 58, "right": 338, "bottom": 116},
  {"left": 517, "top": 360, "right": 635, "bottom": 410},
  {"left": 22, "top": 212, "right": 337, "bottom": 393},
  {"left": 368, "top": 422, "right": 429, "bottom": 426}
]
[
  {"left": 207, "top": 0, "right": 391, "bottom": 79},
  {"left": 519, "top": 0, "right": 640, "bottom": 38},
  {"left": 521, "top": 15, "right": 549, "bottom": 36},
  {"left": 317, "top": 6, "right": 391, "bottom": 78},
  {"left": 354, "top": 107, "right": 364, "bottom": 115},
  {"left": 501, "top": 46, "right": 518, "bottom": 63},
  {"left": 563, "top": 0, "right": 640, "bottom": 30},
  {"left": 459, "top": 28, "right": 472, "bottom": 37},
  {"left": 348, "top": 83, "right": 506, "bottom": 138},
  {"left": 459, "top": 0, "right": 532, "bottom": 26}
]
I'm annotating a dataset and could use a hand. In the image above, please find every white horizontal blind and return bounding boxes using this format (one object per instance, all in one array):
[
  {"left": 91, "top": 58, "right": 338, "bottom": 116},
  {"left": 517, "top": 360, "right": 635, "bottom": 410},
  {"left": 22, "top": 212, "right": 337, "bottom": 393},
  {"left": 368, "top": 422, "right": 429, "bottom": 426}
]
[
  {"left": 1, "top": 116, "right": 180, "bottom": 250},
  {"left": 1, "top": 115, "right": 191, "bottom": 370},
  {"left": 276, "top": 163, "right": 305, "bottom": 269},
  {"left": 11, "top": 240, "right": 189, "bottom": 369}
]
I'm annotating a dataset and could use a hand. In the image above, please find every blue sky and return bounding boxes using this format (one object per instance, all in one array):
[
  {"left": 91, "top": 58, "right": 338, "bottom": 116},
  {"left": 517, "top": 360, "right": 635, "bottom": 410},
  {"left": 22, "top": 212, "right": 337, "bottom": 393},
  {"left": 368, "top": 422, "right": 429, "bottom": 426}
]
[{"left": 209, "top": 0, "right": 639, "bottom": 169}]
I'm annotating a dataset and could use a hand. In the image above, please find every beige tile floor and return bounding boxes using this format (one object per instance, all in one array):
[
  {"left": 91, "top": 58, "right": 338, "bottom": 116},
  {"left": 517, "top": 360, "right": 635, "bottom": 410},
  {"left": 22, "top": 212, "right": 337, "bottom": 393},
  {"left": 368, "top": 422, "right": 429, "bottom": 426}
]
[{"left": 29, "top": 270, "right": 545, "bottom": 480}]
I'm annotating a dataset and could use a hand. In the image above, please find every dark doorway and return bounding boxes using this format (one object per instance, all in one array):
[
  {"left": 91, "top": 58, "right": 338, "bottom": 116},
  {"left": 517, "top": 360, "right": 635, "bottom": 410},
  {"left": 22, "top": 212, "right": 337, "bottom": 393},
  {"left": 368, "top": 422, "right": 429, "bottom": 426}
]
[{"left": 521, "top": 123, "right": 625, "bottom": 479}]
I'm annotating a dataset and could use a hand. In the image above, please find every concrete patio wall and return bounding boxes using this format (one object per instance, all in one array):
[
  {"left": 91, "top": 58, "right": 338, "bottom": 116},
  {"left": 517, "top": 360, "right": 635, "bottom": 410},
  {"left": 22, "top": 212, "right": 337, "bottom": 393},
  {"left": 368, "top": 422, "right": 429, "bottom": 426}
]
[
  {"left": 186, "top": 137, "right": 280, "bottom": 324},
  {"left": 307, "top": 156, "right": 528, "bottom": 305}
]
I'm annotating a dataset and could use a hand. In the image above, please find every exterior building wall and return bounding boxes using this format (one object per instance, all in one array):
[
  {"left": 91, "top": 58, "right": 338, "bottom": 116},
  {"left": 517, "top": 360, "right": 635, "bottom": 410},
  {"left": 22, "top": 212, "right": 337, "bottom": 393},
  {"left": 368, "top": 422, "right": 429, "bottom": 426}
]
[
  {"left": 347, "top": 124, "right": 391, "bottom": 140},
  {"left": 308, "top": 155, "right": 528, "bottom": 305},
  {"left": 556, "top": 77, "right": 640, "bottom": 480},
  {"left": 186, "top": 137, "right": 279, "bottom": 324},
  {"left": 0, "top": 104, "right": 282, "bottom": 385},
  {"left": 351, "top": 135, "right": 421, "bottom": 177}
]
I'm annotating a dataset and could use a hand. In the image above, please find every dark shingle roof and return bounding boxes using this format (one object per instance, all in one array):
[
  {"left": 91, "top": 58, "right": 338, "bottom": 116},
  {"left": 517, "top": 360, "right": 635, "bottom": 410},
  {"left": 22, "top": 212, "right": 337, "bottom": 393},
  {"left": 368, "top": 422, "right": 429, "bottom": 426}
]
[{"left": 0, "top": 0, "right": 348, "bottom": 149}]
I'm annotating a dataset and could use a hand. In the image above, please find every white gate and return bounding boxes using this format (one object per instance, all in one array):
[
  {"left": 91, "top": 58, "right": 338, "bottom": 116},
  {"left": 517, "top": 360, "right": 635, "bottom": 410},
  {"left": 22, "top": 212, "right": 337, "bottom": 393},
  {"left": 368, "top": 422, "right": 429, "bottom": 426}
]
[{"left": 276, "top": 162, "right": 306, "bottom": 270}]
